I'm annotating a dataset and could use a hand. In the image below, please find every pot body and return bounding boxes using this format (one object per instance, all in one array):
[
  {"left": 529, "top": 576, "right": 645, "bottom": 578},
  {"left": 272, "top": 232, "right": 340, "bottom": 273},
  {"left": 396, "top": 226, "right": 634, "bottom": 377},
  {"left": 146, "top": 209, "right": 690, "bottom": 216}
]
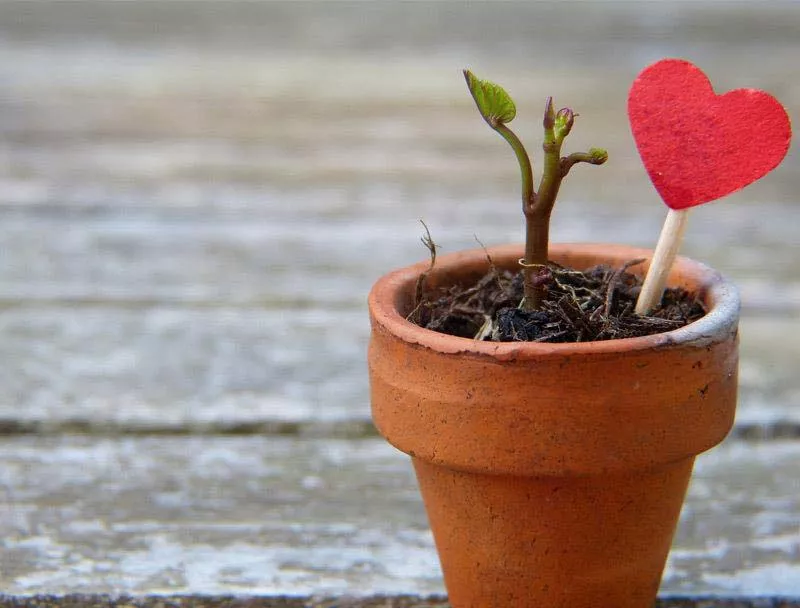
[{"left": 368, "top": 243, "right": 739, "bottom": 608}]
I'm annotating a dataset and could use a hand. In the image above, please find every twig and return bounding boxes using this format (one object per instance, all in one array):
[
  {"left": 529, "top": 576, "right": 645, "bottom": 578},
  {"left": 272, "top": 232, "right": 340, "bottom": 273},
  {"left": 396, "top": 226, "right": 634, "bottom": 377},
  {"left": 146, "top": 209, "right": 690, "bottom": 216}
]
[
  {"left": 604, "top": 258, "right": 646, "bottom": 317},
  {"left": 407, "top": 220, "right": 438, "bottom": 323}
]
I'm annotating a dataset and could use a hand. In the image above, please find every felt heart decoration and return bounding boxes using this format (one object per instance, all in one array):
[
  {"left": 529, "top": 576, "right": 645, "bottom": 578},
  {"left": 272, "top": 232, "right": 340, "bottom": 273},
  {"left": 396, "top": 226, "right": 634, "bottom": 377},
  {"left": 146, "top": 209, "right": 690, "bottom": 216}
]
[{"left": 628, "top": 58, "right": 792, "bottom": 210}]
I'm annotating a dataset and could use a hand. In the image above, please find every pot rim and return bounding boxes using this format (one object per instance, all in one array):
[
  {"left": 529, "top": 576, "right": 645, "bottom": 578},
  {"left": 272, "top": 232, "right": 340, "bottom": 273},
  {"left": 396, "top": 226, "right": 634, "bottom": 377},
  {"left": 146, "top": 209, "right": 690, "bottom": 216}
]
[{"left": 369, "top": 242, "right": 740, "bottom": 360}]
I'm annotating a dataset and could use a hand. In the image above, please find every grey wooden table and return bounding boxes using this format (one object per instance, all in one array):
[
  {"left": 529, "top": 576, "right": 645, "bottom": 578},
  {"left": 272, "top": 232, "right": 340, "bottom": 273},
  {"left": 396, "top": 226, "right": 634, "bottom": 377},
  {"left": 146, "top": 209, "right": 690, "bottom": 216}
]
[
  {"left": 0, "top": 0, "right": 798, "bottom": 601},
  {"left": 0, "top": 596, "right": 799, "bottom": 608}
]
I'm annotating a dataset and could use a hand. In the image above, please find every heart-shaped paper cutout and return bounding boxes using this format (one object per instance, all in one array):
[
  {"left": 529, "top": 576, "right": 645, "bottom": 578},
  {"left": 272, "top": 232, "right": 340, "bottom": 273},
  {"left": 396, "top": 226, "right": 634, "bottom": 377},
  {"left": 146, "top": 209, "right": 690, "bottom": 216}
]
[{"left": 628, "top": 58, "right": 792, "bottom": 210}]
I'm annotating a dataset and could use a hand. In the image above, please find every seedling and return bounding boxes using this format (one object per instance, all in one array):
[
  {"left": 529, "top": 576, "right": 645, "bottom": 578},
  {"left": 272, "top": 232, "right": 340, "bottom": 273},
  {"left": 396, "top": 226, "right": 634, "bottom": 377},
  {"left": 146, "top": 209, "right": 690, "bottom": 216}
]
[{"left": 463, "top": 69, "right": 607, "bottom": 310}]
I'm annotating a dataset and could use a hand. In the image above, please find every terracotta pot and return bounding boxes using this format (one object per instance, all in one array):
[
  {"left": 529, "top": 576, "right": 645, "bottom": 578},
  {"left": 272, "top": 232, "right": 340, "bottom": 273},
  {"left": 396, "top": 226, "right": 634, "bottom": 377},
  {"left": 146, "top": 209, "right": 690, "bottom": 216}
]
[{"left": 368, "top": 243, "right": 739, "bottom": 608}]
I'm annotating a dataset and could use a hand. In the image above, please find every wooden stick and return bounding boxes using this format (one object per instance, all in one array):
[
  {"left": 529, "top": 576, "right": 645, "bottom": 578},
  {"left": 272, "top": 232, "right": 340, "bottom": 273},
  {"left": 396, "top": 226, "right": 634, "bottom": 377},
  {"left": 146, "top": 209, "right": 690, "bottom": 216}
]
[{"left": 635, "top": 208, "right": 690, "bottom": 315}]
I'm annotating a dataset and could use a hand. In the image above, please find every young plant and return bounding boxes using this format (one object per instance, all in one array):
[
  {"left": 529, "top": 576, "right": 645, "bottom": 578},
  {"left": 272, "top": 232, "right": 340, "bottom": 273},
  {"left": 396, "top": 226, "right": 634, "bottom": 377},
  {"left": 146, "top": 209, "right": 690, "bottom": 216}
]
[{"left": 464, "top": 69, "right": 608, "bottom": 310}]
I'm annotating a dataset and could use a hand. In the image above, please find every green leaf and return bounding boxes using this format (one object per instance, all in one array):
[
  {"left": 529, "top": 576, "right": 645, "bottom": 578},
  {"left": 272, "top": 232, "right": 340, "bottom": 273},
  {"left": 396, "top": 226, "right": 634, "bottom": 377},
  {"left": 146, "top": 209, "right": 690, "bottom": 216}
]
[{"left": 463, "top": 69, "right": 516, "bottom": 126}]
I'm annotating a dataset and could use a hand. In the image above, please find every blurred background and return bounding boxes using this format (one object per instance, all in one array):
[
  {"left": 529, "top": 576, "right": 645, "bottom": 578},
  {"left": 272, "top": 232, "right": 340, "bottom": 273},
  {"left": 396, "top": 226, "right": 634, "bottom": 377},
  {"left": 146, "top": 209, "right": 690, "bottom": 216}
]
[
  {"left": 0, "top": 0, "right": 798, "bottom": 596},
  {"left": 0, "top": 0, "right": 797, "bottom": 434}
]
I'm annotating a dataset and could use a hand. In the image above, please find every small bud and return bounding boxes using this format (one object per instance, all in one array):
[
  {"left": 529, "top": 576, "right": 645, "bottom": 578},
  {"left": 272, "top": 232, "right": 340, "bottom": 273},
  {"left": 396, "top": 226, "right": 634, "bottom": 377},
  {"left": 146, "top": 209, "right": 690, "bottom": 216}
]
[
  {"left": 589, "top": 147, "right": 609, "bottom": 164},
  {"left": 543, "top": 97, "right": 555, "bottom": 129},
  {"left": 531, "top": 265, "right": 553, "bottom": 288},
  {"left": 554, "top": 107, "right": 575, "bottom": 140}
]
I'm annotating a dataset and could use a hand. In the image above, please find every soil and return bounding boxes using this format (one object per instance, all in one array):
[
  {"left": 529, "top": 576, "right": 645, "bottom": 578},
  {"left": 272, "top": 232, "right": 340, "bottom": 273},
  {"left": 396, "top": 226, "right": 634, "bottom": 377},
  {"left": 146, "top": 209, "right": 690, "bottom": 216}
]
[{"left": 409, "top": 260, "right": 706, "bottom": 342}]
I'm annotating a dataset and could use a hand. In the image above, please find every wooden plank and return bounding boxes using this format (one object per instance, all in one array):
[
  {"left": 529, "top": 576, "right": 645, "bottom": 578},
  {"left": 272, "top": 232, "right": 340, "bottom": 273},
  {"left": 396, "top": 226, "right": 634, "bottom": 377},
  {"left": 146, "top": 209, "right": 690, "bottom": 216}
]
[
  {"left": 0, "top": 308, "right": 795, "bottom": 433},
  {"left": 0, "top": 214, "right": 796, "bottom": 314},
  {"left": 0, "top": 596, "right": 798, "bottom": 608},
  {"left": 0, "top": 437, "right": 798, "bottom": 596}
]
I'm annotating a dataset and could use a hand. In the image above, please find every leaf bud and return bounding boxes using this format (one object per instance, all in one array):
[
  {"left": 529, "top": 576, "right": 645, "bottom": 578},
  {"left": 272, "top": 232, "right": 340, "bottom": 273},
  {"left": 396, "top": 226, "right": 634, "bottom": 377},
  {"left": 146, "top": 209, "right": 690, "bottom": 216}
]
[
  {"left": 543, "top": 97, "right": 555, "bottom": 129},
  {"left": 554, "top": 107, "right": 575, "bottom": 140},
  {"left": 588, "top": 147, "right": 609, "bottom": 164}
]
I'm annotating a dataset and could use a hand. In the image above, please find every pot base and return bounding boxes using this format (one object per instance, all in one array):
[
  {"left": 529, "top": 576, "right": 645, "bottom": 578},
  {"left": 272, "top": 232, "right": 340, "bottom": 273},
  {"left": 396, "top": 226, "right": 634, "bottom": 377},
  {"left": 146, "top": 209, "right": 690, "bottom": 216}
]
[{"left": 414, "top": 456, "right": 695, "bottom": 608}]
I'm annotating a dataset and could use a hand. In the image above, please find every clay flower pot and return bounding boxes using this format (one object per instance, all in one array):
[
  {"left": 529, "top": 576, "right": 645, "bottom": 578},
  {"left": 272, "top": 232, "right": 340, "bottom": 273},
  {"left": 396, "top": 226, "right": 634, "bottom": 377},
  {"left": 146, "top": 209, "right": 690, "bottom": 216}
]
[{"left": 368, "top": 243, "right": 739, "bottom": 608}]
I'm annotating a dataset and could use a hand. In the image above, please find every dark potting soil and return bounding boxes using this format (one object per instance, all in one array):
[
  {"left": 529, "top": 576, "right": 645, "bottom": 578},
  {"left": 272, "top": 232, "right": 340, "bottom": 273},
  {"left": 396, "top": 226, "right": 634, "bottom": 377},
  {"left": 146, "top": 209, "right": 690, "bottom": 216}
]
[{"left": 408, "top": 260, "right": 706, "bottom": 343}]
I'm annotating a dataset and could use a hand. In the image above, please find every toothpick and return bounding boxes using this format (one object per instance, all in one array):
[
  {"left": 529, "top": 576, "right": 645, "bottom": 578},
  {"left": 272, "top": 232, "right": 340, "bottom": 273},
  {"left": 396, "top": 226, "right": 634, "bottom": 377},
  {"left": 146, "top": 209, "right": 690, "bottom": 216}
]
[{"left": 635, "top": 208, "right": 690, "bottom": 316}]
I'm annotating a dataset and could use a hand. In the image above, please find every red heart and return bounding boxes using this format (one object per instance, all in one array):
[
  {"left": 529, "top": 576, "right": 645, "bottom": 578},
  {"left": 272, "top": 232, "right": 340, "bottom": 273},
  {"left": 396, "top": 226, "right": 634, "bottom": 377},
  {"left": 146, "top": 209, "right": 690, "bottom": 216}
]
[{"left": 628, "top": 58, "right": 792, "bottom": 210}]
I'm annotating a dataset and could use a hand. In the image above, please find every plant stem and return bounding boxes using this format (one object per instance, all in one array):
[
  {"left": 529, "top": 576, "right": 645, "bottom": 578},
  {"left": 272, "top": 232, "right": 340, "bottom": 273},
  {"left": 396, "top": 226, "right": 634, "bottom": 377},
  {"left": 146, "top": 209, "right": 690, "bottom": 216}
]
[
  {"left": 522, "top": 207, "right": 550, "bottom": 306},
  {"left": 493, "top": 123, "right": 546, "bottom": 310},
  {"left": 494, "top": 123, "right": 534, "bottom": 210},
  {"left": 521, "top": 98, "right": 565, "bottom": 310},
  {"left": 521, "top": 210, "right": 552, "bottom": 310},
  {"left": 534, "top": 98, "right": 563, "bottom": 218}
]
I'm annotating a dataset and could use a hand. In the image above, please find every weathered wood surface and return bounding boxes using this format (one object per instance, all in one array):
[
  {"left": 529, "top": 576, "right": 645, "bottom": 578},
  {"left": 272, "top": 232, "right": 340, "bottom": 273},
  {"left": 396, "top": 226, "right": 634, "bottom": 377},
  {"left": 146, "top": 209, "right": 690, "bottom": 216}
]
[
  {"left": 0, "top": 598, "right": 799, "bottom": 608},
  {"left": 0, "top": 309, "right": 797, "bottom": 436},
  {"left": 1, "top": 437, "right": 799, "bottom": 595},
  {"left": 0, "top": 597, "right": 798, "bottom": 608},
  {"left": 0, "top": 0, "right": 798, "bottom": 599}
]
